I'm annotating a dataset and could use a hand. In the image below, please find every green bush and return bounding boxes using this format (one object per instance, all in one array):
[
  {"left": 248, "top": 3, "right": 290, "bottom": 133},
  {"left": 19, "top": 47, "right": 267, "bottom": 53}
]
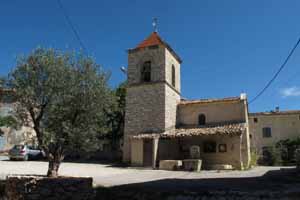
[
  {"left": 262, "top": 147, "right": 282, "bottom": 166},
  {"left": 0, "top": 116, "right": 18, "bottom": 129},
  {"left": 250, "top": 150, "right": 258, "bottom": 167},
  {"left": 276, "top": 138, "right": 300, "bottom": 165}
]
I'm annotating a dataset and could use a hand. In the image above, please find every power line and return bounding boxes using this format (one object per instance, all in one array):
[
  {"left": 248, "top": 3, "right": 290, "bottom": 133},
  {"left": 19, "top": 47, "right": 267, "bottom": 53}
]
[
  {"left": 56, "top": 0, "right": 88, "bottom": 55},
  {"left": 249, "top": 37, "right": 300, "bottom": 104}
]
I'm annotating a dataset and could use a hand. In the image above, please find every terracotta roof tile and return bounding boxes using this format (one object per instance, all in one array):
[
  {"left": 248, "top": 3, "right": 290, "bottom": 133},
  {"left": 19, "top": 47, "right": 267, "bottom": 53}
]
[
  {"left": 136, "top": 32, "right": 164, "bottom": 49},
  {"left": 131, "top": 32, "right": 182, "bottom": 63},
  {"left": 250, "top": 110, "right": 300, "bottom": 116},
  {"left": 179, "top": 97, "right": 241, "bottom": 105},
  {"left": 132, "top": 123, "right": 245, "bottom": 139}
]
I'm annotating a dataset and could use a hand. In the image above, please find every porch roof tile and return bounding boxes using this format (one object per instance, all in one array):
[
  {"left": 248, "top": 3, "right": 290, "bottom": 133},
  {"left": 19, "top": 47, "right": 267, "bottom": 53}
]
[{"left": 132, "top": 123, "right": 246, "bottom": 139}]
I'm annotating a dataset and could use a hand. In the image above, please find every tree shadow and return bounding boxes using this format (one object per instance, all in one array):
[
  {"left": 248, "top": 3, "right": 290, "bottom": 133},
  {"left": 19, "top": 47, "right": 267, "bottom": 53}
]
[{"left": 94, "top": 167, "right": 300, "bottom": 199}]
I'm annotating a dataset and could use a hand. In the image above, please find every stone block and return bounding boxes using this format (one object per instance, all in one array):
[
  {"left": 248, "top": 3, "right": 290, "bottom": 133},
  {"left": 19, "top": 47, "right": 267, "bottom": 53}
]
[
  {"left": 159, "top": 160, "right": 182, "bottom": 171},
  {"left": 207, "top": 164, "right": 233, "bottom": 170},
  {"left": 183, "top": 159, "right": 202, "bottom": 172}
]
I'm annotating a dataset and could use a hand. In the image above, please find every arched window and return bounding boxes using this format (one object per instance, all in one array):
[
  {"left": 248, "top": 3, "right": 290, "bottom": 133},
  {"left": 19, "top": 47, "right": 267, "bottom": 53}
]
[
  {"left": 141, "top": 61, "right": 151, "bottom": 82},
  {"left": 198, "top": 114, "right": 206, "bottom": 126},
  {"left": 171, "top": 65, "right": 175, "bottom": 87}
]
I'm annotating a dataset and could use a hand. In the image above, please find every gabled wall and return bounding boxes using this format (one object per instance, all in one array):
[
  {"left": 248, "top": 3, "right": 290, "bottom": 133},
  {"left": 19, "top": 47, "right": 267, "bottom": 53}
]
[{"left": 177, "top": 100, "right": 246, "bottom": 126}]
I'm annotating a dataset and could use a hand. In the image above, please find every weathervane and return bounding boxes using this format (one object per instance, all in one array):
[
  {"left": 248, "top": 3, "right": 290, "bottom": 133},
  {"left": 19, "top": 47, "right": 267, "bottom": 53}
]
[{"left": 152, "top": 17, "right": 158, "bottom": 32}]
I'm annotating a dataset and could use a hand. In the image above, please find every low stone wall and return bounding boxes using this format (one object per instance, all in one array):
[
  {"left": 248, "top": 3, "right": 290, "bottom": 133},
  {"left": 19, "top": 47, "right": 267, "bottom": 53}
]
[
  {"left": 5, "top": 175, "right": 94, "bottom": 200},
  {"left": 0, "top": 181, "right": 5, "bottom": 200}
]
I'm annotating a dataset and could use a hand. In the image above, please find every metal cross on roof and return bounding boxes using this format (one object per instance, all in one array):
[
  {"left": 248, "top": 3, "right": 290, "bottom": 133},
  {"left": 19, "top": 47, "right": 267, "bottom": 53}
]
[{"left": 152, "top": 17, "right": 158, "bottom": 32}]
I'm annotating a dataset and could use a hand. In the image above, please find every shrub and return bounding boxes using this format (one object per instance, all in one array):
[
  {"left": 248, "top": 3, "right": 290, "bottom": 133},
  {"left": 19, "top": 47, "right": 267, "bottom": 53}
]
[
  {"left": 276, "top": 138, "right": 300, "bottom": 165},
  {"left": 250, "top": 150, "right": 258, "bottom": 167},
  {"left": 262, "top": 147, "right": 282, "bottom": 166}
]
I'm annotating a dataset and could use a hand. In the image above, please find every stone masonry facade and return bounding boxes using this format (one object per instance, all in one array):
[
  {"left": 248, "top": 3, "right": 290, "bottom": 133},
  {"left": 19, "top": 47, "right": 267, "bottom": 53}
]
[
  {"left": 123, "top": 40, "right": 181, "bottom": 162},
  {"left": 123, "top": 32, "right": 250, "bottom": 169}
]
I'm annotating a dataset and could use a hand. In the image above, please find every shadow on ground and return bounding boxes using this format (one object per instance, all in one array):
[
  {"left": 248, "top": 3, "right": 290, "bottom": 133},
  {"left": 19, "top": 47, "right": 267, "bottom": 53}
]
[{"left": 95, "top": 167, "right": 300, "bottom": 199}]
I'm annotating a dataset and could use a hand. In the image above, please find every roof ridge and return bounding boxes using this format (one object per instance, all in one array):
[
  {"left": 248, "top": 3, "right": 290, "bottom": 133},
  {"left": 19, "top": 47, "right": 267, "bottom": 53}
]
[
  {"left": 179, "top": 96, "right": 241, "bottom": 105},
  {"left": 136, "top": 32, "right": 164, "bottom": 49},
  {"left": 250, "top": 110, "right": 300, "bottom": 116}
]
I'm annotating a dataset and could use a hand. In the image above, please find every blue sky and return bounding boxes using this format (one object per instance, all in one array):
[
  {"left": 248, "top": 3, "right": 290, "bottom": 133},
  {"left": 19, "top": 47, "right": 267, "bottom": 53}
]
[{"left": 0, "top": 0, "right": 300, "bottom": 112}]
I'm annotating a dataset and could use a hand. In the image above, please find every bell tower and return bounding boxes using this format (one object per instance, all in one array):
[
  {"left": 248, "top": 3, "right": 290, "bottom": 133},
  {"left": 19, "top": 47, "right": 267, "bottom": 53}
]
[{"left": 123, "top": 31, "right": 182, "bottom": 163}]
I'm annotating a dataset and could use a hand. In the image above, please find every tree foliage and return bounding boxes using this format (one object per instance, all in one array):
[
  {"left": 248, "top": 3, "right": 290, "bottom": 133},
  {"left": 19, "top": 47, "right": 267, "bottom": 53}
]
[
  {"left": 104, "top": 82, "right": 126, "bottom": 151},
  {"left": 0, "top": 116, "right": 18, "bottom": 130},
  {"left": 275, "top": 137, "right": 300, "bottom": 164},
  {"left": 8, "top": 48, "right": 113, "bottom": 177}
]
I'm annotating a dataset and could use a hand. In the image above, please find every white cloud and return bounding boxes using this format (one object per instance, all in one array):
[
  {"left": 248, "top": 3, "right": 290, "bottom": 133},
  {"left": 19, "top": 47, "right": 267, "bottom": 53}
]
[{"left": 280, "top": 86, "right": 300, "bottom": 98}]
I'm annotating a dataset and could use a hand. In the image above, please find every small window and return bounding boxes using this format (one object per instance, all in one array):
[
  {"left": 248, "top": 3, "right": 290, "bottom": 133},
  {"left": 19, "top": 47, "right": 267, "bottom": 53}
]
[
  {"left": 141, "top": 61, "right": 151, "bottom": 82},
  {"left": 198, "top": 114, "right": 206, "bottom": 126},
  {"left": 254, "top": 118, "right": 258, "bottom": 123},
  {"left": 203, "top": 141, "right": 216, "bottom": 153},
  {"left": 262, "top": 127, "right": 272, "bottom": 138},
  {"left": 218, "top": 144, "right": 227, "bottom": 153},
  {"left": 171, "top": 65, "right": 175, "bottom": 87}
]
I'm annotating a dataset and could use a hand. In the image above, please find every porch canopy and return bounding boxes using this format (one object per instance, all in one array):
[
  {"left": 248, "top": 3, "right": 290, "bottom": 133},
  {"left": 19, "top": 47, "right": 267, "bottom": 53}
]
[
  {"left": 130, "top": 123, "right": 246, "bottom": 169},
  {"left": 132, "top": 123, "right": 246, "bottom": 140}
]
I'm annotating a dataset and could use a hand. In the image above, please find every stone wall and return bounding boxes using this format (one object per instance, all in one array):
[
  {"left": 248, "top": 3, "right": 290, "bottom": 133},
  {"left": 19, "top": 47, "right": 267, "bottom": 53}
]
[
  {"left": 180, "top": 136, "right": 241, "bottom": 169},
  {"left": 0, "top": 127, "right": 36, "bottom": 152},
  {"left": 123, "top": 83, "right": 166, "bottom": 162},
  {"left": 123, "top": 44, "right": 181, "bottom": 163},
  {"left": 5, "top": 176, "right": 94, "bottom": 200},
  {"left": 165, "top": 48, "right": 181, "bottom": 92},
  {"left": 164, "top": 85, "right": 180, "bottom": 130},
  {"left": 0, "top": 181, "right": 5, "bottom": 200},
  {"left": 0, "top": 101, "right": 36, "bottom": 152},
  {"left": 127, "top": 46, "right": 166, "bottom": 85}
]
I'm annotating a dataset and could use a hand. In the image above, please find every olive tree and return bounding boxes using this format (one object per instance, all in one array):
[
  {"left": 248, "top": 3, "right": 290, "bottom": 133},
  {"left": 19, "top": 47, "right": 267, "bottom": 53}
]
[{"left": 8, "top": 48, "right": 112, "bottom": 177}]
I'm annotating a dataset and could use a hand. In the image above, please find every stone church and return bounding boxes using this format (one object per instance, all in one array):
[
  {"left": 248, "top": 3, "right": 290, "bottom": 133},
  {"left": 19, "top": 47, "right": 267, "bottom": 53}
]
[{"left": 123, "top": 31, "right": 250, "bottom": 170}]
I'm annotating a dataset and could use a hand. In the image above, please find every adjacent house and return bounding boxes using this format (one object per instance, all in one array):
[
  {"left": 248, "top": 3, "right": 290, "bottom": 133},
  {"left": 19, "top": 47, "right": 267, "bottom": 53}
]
[
  {"left": 0, "top": 88, "right": 36, "bottom": 152},
  {"left": 249, "top": 109, "right": 300, "bottom": 157},
  {"left": 123, "top": 32, "right": 251, "bottom": 170}
]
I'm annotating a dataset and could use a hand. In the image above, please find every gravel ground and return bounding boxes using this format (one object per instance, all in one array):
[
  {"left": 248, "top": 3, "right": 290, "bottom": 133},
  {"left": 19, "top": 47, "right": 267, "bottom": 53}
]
[{"left": 0, "top": 159, "right": 297, "bottom": 188}]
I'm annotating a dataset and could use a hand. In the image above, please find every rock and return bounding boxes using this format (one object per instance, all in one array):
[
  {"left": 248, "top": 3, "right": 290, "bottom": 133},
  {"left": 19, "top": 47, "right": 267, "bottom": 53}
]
[
  {"left": 182, "top": 159, "right": 202, "bottom": 172},
  {"left": 159, "top": 160, "right": 182, "bottom": 171}
]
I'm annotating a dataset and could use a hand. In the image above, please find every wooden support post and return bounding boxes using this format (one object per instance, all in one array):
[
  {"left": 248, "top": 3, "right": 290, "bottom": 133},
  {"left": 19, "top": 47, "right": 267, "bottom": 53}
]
[{"left": 152, "top": 137, "right": 159, "bottom": 169}]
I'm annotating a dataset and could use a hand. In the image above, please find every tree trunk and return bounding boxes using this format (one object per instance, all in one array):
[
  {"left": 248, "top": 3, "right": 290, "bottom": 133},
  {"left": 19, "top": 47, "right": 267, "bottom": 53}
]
[{"left": 47, "top": 155, "right": 62, "bottom": 177}]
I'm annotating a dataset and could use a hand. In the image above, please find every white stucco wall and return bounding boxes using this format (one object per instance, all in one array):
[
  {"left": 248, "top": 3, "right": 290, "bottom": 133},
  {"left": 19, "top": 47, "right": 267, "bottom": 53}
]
[{"left": 249, "top": 112, "right": 300, "bottom": 154}]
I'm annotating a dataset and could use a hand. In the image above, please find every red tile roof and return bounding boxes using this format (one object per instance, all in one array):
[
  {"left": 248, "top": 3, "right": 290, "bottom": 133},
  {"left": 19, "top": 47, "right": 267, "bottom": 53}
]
[
  {"left": 136, "top": 32, "right": 164, "bottom": 49},
  {"left": 250, "top": 110, "right": 300, "bottom": 116},
  {"left": 132, "top": 32, "right": 182, "bottom": 63},
  {"left": 131, "top": 123, "right": 245, "bottom": 139},
  {"left": 179, "top": 97, "right": 242, "bottom": 105}
]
